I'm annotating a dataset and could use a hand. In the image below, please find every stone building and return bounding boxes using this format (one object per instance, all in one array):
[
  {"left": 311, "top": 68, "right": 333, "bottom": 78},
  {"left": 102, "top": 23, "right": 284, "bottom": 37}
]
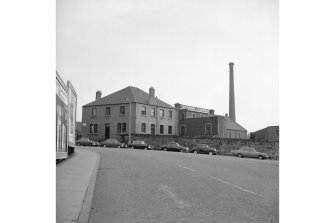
[
  {"left": 250, "top": 126, "right": 279, "bottom": 142},
  {"left": 81, "top": 86, "right": 178, "bottom": 142},
  {"left": 175, "top": 103, "right": 247, "bottom": 139}
]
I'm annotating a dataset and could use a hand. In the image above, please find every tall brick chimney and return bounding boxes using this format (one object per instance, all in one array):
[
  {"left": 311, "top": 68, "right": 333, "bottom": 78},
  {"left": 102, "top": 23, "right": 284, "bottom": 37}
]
[
  {"left": 96, "top": 90, "right": 102, "bottom": 101},
  {"left": 229, "top": 62, "right": 236, "bottom": 122}
]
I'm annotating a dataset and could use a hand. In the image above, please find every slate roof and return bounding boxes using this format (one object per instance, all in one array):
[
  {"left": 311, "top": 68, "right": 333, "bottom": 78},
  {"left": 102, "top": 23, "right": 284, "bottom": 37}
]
[
  {"left": 83, "top": 86, "right": 174, "bottom": 109},
  {"left": 220, "top": 115, "right": 247, "bottom": 132}
]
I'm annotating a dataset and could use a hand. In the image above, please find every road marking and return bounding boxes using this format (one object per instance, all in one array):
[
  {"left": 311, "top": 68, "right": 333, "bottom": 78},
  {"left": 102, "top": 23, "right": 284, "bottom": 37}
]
[
  {"left": 159, "top": 184, "right": 189, "bottom": 209},
  {"left": 175, "top": 164, "right": 197, "bottom": 172},
  {"left": 210, "top": 177, "right": 259, "bottom": 195}
]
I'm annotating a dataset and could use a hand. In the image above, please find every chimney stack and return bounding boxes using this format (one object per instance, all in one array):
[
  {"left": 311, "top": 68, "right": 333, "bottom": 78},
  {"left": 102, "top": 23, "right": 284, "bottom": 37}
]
[
  {"left": 149, "top": 87, "right": 155, "bottom": 98},
  {"left": 96, "top": 90, "right": 102, "bottom": 101},
  {"left": 229, "top": 62, "right": 236, "bottom": 122}
]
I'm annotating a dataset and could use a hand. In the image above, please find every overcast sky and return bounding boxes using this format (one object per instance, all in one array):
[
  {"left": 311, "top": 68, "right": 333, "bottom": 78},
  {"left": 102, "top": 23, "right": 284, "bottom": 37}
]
[{"left": 57, "top": 0, "right": 278, "bottom": 132}]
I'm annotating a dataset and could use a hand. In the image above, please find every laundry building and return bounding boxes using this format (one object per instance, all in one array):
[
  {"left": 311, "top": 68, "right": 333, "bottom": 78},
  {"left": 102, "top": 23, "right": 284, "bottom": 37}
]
[
  {"left": 81, "top": 86, "right": 178, "bottom": 142},
  {"left": 175, "top": 103, "right": 247, "bottom": 139}
]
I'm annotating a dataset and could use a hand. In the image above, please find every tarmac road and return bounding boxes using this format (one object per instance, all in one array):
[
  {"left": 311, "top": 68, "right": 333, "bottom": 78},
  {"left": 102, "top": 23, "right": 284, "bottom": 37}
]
[{"left": 84, "top": 147, "right": 278, "bottom": 223}]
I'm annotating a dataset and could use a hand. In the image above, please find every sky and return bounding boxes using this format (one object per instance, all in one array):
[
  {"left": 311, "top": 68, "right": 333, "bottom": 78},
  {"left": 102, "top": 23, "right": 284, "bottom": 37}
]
[{"left": 57, "top": 0, "right": 278, "bottom": 132}]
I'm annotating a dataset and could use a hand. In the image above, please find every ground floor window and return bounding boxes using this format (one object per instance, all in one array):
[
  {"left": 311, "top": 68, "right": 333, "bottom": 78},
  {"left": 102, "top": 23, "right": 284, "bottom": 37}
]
[
  {"left": 90, "top": 124, "right": 98, "bottom": 133},
  {"left": 117, "top": 123, "right": 127, "bottom": 133},
  {"left": 160, "top": 125, "right": 164, "bottom": 134},
  {"left": 168, "top": 126, "right": 172, "bottom": 134},
  {"left": 205, "top": 123, "right": 212, "bottom": 135},
  {"left": 141, "top": 123, "right": 146, "bottom": 133}
]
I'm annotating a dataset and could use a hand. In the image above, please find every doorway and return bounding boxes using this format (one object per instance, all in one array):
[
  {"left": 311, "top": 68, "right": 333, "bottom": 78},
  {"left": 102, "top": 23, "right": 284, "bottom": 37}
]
[
  {"left": 151, "top": 124, "right": 155, "bottom": 135},
  {"left": 105, "top": 123, "right": 110, "bottom": 139}
]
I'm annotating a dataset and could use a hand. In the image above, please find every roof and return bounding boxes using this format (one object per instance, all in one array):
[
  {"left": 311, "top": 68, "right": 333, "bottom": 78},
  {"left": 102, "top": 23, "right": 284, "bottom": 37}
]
[
  {"left": 252, "top": 125, "right": 279, "bottom": 134},
  {"left": 83, "top": 86, "right": 174, "bottom": 109},
  {"left": 220, "top": 115, "right": 247, "bottom": 132}
]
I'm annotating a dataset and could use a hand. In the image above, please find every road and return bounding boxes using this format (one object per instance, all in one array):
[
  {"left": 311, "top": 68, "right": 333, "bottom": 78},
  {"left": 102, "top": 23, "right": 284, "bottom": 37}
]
[{"left": 82, "top": 147, "right": 278, "bottom": 223}]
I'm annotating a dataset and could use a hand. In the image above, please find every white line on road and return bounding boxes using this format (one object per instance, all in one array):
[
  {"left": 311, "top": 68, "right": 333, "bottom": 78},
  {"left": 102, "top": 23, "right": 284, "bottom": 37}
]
[
  {"left": 175, "top": 164, "right": 197, "bottom": 172},
  {"left": 159, "top": 184, "right": 190, "bottom": 209},
  {"left": 210, "top": 177, "right": 259, "bottom": 195}
]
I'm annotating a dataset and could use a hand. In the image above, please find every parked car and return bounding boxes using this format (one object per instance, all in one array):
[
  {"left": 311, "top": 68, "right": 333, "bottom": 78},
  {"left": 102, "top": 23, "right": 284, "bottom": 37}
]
[
  {"left": 190, "top": 144, "right": 218, "bottom": 155},
  {"left": 76, "top": 137, "right": 99, "bottom": 147},
  {"left": 161, "top": 142, "right": 189, "bottom": 152},
  {"left": 100, "top": 138, "right": 124, "bottom": 148},
  {"left": 231, "top": 146, "right": 269, "bottom": 159},
  {"left": 128, "top": 140, "right": 151, "bottom": 150}
]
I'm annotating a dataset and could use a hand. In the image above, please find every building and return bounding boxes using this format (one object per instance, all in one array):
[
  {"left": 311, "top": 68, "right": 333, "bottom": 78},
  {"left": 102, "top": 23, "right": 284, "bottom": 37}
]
[
  {"left": 175, "top": 103, "right": 248, "bottom": 139},
  {"left": 81, "top": 86, "right": 178, "bottom": 142},
  {"left": 250, "top": 126, "right": 279, "bottom": 142},
  {"left": 76, "top": 121, "right": 82, "bottom": 140}
]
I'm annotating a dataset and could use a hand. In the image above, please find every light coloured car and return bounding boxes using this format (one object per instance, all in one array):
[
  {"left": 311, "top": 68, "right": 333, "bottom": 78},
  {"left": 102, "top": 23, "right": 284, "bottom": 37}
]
[{"left": 231, "top": 146, "right": 269, "bottom": 159}]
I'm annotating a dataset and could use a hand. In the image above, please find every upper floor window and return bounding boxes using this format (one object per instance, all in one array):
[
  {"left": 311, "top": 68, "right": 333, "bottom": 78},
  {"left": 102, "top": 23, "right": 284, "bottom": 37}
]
[
  {"left": 159, "top": 109, "right": 164, "bottom": 118},
  {"left": 105, "top": 107, "right": 111, "bottom": 116},
  {"left": 120, "top": 106, "right": 125, "bottom": 115},
  {"left": 151, "top": 108, "right": 156, "bottom": 117},
  {"left": 92, "top": 108, "right": 97, "bottom": 117},
  {"left": 192, "top": 113, "right": 196, "bottom": 118},
  {"left": 168, "top": 110, "right": 173, "bottom": 119},
  {"left": 141, "top": 106, "right": 146, "bottom": 116},
  {"left": 181, "top": 112, "right": 185, "bottom": 120}
]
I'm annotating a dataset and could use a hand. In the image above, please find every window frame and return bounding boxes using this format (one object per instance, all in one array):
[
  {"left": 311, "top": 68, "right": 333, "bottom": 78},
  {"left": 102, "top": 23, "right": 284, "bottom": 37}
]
[
  {"left": 91, "top": 108, "right": 97, "bottom": 117},
  {"left": 141, "top": 123, "right": 146, "bottom": 133},
  {"left": 105, "top": 107, "right": 111, "bottom": 116},
  {"left": 160, "top": 125, "right": 164, "bottom": 134},
  {"left": 120, "top": 106, "right": 125, "bottom": 115},
  {"left": 141, "top": 106, "right": 147, "bottom": 116},
  {"left": 89, "top": 124, "right": 98, "bottom": 134}
]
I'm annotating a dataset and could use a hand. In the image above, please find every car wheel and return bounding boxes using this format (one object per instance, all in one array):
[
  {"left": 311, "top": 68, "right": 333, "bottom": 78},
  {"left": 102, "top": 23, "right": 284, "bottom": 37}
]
[
  {"left": 77, "top": 143, "right": 80, "bottom": 146},
  {"left": 89, "top": 143, "right": 92, "bottom": 147},
  {"left": 117, "top": 146, "right": 120, "bottom": 148},
  {"left": 193, "top": 150, "right": 197, "bottom": 154},
  {"left": 131, "top": 147, "right": 134, "bottom": 149},
  {"left": 238, "top": 154, "right": 243, "bottom": 158},
  {"left": 163, "top": 148, "right": 167, "bottom": 151},
  {"left": 144, "top": 147, "right": 147, "bottom": 150},
  {"left": 258, "top": 155, "right": 264, "bottom": 160},
  {"left": 209, "top": 152, "right": 213, "bottom": 155}
]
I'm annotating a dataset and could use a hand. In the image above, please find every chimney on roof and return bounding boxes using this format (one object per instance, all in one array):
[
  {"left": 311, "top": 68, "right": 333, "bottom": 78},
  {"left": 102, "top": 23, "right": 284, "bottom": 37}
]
[
  {"left": 229, "top": 62, "right": 236, "bottom": 122},
  {"left": 149, "top": 87, "right": 155, "bottom": 98},
  {"left": 209, "top": 109, "right": 215, "bottom": 115},
  {"left": 96, "top": 90, "right": 102, "bottom": 101}
]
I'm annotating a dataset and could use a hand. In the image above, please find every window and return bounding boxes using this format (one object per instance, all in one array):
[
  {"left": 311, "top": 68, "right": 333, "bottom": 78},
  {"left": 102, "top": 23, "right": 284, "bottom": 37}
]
[
  {"left": 205, "top": 123, "right": 212, "bottom": 135},
  {"left": 105, "top": 107, "right": 111, "bottom": 116},
  {"left": 168, "top": 110, "right": 173, "bottom": 119},
  {"left": 141, "top": 106, "right": 146, "bottom": 116},
  {"left": 168, "top": 126, "right": 172, "bottom": 134},
  {"left": 90, "top": 124, "right": 98, "bottom": 133},
  {"left": 159, "top": 109, "right": 164, "bottom": 118},
  {"left": 120, "top": 106, "right": 125, "bottom": 115},
  {"left": 141, "top": 123, "right": 146, "bottom": 133},
  {"left": 192, "top": 113, "right": 196, "bottom": 118},
  {"left": 117, "top": 123, "right": 127, "bottom": 133},
  {"left": 181, "top": 112, "right": 185, "bottom": 120},
  {"left": 151, "top": 108, "right": 156, "bottom": 116},
  {"left": 92, "top": 108, "right": 97, "bottom": 117},
  {"left": 160, "top": 125, "right": 164, "bottom": 134}
]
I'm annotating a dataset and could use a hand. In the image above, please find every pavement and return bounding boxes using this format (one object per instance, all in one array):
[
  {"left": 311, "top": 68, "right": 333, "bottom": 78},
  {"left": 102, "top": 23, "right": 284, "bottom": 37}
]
[
  {"left": 87, "top": 147, "right": 279, "bottom": 223},
  {"left": 56, "top": 148, "right": 100, "bottom": 223}
]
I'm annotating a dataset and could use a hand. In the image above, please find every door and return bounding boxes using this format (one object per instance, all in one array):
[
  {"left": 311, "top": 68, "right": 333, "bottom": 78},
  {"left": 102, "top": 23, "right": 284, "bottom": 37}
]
[
  {"left": 105, "top": 123, "right": 110, "bottom": 139},
  {"left": 180, "top": 125, "right": 186, "bottom": 136}
]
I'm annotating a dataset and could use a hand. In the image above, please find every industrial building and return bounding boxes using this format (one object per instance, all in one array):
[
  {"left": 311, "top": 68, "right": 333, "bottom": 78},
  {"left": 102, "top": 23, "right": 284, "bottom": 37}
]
[
  {"left": 250, "top": 126, "right": 279, "bottom": 142},
  {"left": 81, "top": 62, "right": 248, "bottom": 141},
  {"left": 81, "top": 86, "right": 178, "bottom": 142}
]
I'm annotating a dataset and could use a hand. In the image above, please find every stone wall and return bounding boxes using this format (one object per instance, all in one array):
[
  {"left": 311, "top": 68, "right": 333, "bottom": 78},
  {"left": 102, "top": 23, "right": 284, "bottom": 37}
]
[{"left": 130, "top": 134, "right": 279, "bottom": 160}]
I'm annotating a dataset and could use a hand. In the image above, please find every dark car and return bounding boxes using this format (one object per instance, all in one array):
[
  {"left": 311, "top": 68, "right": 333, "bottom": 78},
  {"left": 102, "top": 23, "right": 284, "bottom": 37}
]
[
  {"left": 190, "top": 144, "right": 218, "bottom": 155},
  {"left": 76, "top": 137, "right": 99, "bottom": 147},
  {"left": 231, "top": 146, "right": 269, "bottom": 160},
  {"left": 161, "top": 142, "right": 189, "bottom": 152},
  {"left": 100, "top": 138, "right": 124, "bottom": 148},
  {"left": 128, "top": 140, "right": 151, "bottom": 150}
]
